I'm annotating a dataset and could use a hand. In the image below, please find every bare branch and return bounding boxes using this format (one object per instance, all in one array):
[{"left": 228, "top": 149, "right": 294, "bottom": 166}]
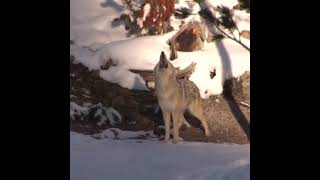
[
  {"left": 199, "top": 7, "right": 250, "bottom": 51},
  {"left": 235, "top": 25, "right": 241, "bottom": 42},
  {"left": 213, "top": 22, "right": 250, "bottom": 51}
]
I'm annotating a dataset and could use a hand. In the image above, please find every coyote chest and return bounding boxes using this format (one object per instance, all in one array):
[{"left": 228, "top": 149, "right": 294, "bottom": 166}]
[
  {"left": 156, "top": 79, "right": 200, "bottom": 112},
  {"left": 156, "top": 84, "right": 178, "bottom": 111}
]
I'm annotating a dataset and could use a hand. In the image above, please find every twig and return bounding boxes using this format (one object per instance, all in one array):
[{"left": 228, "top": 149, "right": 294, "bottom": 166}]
[
  {"left": 231, "top": 29, "right": 237, "bottom": 40},
  {"left": 240, "top": 102, "right": 250, "bottom": 108},
  {"left": 236, "top": 26, "right": 241, "bottom": 42}
]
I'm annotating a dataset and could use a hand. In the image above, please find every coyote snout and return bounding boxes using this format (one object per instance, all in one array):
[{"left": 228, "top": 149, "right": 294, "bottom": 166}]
[
  {"left": 154, "top": 51, "right": 211, "bottom": 143},
  {"left": 159, "top": 51, "right": 168, "bottom": 69}
]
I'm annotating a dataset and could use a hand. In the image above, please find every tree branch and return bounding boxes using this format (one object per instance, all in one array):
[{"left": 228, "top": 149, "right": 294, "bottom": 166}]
[
  {"left": 213, "top": 22, "right": 250, "bottom": 51},
  {"left": 235, "top": 26, "right": 242, "bottom": 43}
]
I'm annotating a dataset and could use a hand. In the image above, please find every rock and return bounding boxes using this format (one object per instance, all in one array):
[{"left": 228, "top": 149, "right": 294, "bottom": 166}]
[
  {"left": 168, "top": 21, "right": 206, "bottom": 52},
  {"left": 223, "top": 71, "right": 250, "bottom": 100},
  {"left": 240, "top": 71, "right": 250, "bottom": 100}
]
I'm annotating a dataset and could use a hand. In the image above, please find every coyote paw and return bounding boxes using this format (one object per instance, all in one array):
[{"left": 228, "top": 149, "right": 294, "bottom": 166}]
[
  {"left": 172, "top": 139, "right": 178, "bottom": 144},
  {"left": 205, "top": 131, "right": 211, "bottom": 137},
  {"left": 160, "top": 139, "right": 173, "bottom": 144},
  {"left": 173, "top": 137, "right": 184, "bottom": 144},
  {"left": 160, "top": 140, "right": 169, "bottom": 144}
]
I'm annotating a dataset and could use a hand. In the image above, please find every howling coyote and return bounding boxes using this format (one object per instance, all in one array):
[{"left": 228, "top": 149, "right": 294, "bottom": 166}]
[{"left": 154, "top": 51, "right": 211, "bottom": 143}]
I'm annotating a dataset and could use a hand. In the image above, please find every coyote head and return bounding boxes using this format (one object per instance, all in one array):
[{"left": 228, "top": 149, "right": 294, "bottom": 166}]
[{"left": 154, "top": 51, "right": 177, "bottom": 79}]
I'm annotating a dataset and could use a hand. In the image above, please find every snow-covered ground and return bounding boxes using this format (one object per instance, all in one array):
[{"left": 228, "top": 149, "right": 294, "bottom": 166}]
[
  {"left": 70, "top": 0, "right": 130, "bottom": 46},
  {"left": 70, "top": 0, "right": 250, "bottom": 97},
  {"left": 70, "top": 131, "right": 250, "bottom": 180}
]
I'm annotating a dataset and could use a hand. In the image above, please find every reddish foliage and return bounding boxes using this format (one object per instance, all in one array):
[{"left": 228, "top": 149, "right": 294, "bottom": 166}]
[{"left": 141, "top": 0, "right": 175, "bottom": 30}]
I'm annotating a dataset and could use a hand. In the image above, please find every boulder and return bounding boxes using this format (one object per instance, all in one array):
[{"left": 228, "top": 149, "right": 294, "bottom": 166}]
[
  {"left": 168, "top": 21, "right": 206, "bottom": 52},
  {"left": 223, "top": 71, "right": 250, "bottom": 100}
]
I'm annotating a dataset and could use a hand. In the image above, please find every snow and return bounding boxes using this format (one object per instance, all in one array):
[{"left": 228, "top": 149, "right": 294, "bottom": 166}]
[
  {"left": 70, "top": 0, "right": 129, "bottom": 46},
  {"left": 104, "top": 107, "right": 122, "bottom": 126},
  {"left": 90, "top": 103, "right": 122, "bottom": 126},
  {"left": 201, "top": 0, "right": 250, "bottom": 33},
  {"left": 92, "top": 128, "right": 158, "bottom": 139},
  {"left": 99, "top": 66, "right": 148, "bottom": 90},
  {"left": 99, "top": 32, "right": 175, "bottom": 70},
  {"left": 202, "top": 0, "right": 239, "bottom": 10},
  {"left": 70, "top": 0, "right": 250, "bottom": 98},
  {"left": 70, "top": 43, "right": 104, "bottom": 71},
  {"left": 142, "top": 3, "right": 151, "bottom": 22},
  {"left": 97, "top": 32, "right": 249, "bottom": 98},
  {"left": 175, "top": 0, "right": 201, "bottom": 14},
  {"left": 137, "top": 3, "right": 151, "bottom": 29},
  {"left": 70, "top": 102, "right": 89, "bottom": 120},
  {"left": 70, "top": 131, "right": 250, "bottom": 180},
  {"left": 70, "top": 102, "right": 122, "bottom": 126},
  {"left": 83, "top": 102, "right": 93, "bottom": 107}
]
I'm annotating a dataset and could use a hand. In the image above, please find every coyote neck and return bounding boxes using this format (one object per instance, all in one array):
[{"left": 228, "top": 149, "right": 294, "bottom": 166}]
[{"left": 155, "top": 77, "right": 179, "bottom": 99}]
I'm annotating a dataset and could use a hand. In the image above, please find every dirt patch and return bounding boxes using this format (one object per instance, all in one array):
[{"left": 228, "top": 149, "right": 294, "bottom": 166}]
[{"left": 70, "top": 57, "right": 250, "bottom": 144}]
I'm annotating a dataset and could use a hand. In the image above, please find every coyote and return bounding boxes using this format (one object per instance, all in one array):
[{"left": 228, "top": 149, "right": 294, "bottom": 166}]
[{"left": 154, "top": 51, "right": 211, "bottom": 143}]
